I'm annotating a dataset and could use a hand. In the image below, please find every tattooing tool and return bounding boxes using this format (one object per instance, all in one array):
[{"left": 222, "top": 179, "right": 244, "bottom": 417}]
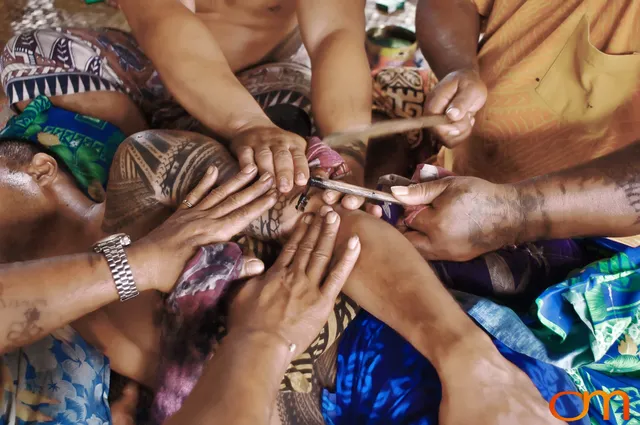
[{"left": 296, "top": 115, "right": 450, "bottom": 211}]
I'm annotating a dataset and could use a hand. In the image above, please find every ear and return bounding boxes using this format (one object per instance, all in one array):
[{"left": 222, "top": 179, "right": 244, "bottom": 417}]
[{"left": 27, "top": 153, "right": 59, "bottom": 187}]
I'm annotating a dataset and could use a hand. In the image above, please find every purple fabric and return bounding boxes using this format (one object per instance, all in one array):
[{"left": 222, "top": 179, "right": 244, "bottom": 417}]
[{"left": 152, "top": 242, "right": 243, "bottom": 424}]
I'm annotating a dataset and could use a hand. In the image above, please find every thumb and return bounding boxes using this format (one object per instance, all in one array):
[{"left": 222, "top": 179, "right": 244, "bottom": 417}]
[
  {"left": 238, "top": 256, "right": 265, "bottom": 279},
  {"left": 111, "top": 383, "right": 139, "bottom": 425},
  {"left": 390, "top": 180, "right": 449, "bottom": 205}
]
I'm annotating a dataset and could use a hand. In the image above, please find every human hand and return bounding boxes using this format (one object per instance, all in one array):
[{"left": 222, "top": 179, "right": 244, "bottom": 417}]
[
  {"left": 230, "top": 124, "right": 309, "bottom": 194},
  {"left": 425, "top": 68, "right": 487, "bottom": 147},
  {"left": 110, "top": 383, "right": 138, "bottom": 425},
  {"left": 228, "top": 209, "right": 361, "bottom": 359},
  {"left": 438, "top": 337, "right": 564, "bottom": 425},
  {"left": 131, "top": 165, "right": 278, "bottom": 293},
  {"left": 391, "top": 177, "right": 522, "bottom": 261}
]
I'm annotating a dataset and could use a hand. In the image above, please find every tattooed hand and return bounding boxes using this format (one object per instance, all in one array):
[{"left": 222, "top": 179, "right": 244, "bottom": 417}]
[{"left": 391, "top": 177, "right": 525, "bottom": 261}]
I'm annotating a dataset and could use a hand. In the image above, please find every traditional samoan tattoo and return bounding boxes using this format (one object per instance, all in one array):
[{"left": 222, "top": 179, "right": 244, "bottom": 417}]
[
  {"left": 250, "top": 193, "right": 295, "bottom": 241},
  {"left": 103, "top": 130, "right": 239, "bottom": 234}
]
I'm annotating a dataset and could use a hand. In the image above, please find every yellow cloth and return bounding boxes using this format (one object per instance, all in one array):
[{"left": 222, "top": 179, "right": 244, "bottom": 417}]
[{"left": 449, "top": 0, "right": 640, "bottom": 182}]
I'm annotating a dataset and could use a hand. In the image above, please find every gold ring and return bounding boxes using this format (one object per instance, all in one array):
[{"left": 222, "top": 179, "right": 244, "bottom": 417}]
[{"left": 182, "top": 199, "right": 194, "bottom": 209}]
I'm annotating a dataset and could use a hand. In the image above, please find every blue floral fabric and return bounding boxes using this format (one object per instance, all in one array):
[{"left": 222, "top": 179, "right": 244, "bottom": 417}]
[
  {"left": 0, "top": 326, "right": 110, "bottom": 425},
  {"left": 322, "top": 312, "right": 589, "bottom": 425}
]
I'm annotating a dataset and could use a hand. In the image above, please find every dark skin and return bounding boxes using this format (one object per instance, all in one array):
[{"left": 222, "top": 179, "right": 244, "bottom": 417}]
[
  {"left": 415, "top": 0, "right": 487, "bottom": 146},
  {"left": 391, "top": 140, "right": 640, "bottom": 261}
]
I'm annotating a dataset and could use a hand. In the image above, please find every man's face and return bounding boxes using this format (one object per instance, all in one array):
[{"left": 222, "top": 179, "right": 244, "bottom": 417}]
[{"left": 0, "top": 163, "right": 49, "bottom": 227}]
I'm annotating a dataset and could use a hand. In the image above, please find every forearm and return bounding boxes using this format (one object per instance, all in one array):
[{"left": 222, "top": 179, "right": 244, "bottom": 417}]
[
  {"left": 512, "top": 141, "right": 640, "bottom": 242},
  {"left": 0, "top": 247, "right": 154, "bottom": 354},
  {"left": 310, "top": 32, "right": 372, "bottom": 137},
  {"left": 336, "top": 208, "right": 492, "bottom": 368},
  {"left": 415, "top": 0, "right": 481, "bottom": 78},
  {"left": 124, "top": 5, "right": 272, "bottom": 139},
  {"left": 165, "top": 330, "right": 290, "bottom": 425}
]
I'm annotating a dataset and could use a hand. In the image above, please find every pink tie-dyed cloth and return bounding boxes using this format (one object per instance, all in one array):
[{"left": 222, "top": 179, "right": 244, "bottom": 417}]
[{"left": 151, "top": 138, "right": 348, "bottom": 424}]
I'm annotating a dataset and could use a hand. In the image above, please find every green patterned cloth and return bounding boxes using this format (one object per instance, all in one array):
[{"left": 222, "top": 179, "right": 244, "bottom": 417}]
[
  {"left": 0, "top": 96, "right": 126, "bottom": 202},
  {"left": 533, "top": 247, "right": 640, "bottom": 423}
]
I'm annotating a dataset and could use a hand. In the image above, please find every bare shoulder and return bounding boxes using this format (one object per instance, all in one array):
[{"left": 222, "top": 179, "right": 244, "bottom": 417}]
[{"left": 103, "top": 130, "right": 238, "bottom": 233}]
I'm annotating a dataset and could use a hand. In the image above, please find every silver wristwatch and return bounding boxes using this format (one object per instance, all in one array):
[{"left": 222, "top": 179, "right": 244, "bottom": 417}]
[{"left": 93, "top": 233, "right": 139, "bottom": 302}]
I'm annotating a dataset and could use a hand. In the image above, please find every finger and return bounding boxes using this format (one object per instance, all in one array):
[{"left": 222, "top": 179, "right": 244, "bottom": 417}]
[
  {"left": 254, "top": 146, "right": 275, "bottom": 177},
  {"left": 404, "top": 231, "right": 438, "bottom": 260},
  {"left": 307, "top": 210, "right": 340, "bottom": 283},
  {"left": 291, "top": 146, "right": 310, "bottom": 187},
  {"left": 272, "top": 145, "right": 295, "bottom": 193},
  {"left": 237, "top": 146, "right": 256, "bottom": 171},
  {"left": 320, "top": 235, "right": 361, "bottom": 299},
  {"left": 365, "top": 203, "right": 383, "bottom": 217},
  {"left": 213, "top": 190, "right": 278, "bottom": 241},
  {"left": 390, "top": 180, "right": 450, "bottom": 205},
  {"left": 179, "top": 166, "right": 218, "bottom": 209},
  {"left": 425, "top": 77, "right": 458, "bottom": 116},
  {"left": 322, "top": 190, "right": 341, "bottom": 206},
  {"left": 275, "top": 213, "right": 314, "bottom": 268},
  {"left": 447, "top": 80, "right": 488, "bottom": 119},
  {"left": 110, "top": 383, "right": 139, "bottom": 425},
  {"left": 198, "top": 164, "right": 258, "bottom": 210},
  {"left": 430, "top": 116, "right": 474, "bottom": 148},
  {"left": 238, "top": 256, "right": 265, "bottom": 279},
  {"left": 341, "top": 195, "right": 365, "bottom": 210},
  {"left": 210, "top": 171, "right": 274, "bottom": 219},
  {"left": 292, "top": 212, "right": 325, "bottom": 272}
]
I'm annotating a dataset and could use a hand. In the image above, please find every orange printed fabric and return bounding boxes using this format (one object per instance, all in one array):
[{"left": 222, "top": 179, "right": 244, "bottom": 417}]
[{"left": 448, "top": 0, "right": 640, "bottom": 183}]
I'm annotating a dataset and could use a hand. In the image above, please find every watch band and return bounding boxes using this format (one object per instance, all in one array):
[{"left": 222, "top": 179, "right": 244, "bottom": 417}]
[{"left": 94, "top": 235, "right": 139, "bottom": 302}]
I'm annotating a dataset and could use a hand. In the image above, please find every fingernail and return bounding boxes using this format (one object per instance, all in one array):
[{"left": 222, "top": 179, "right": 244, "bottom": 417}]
[
  {"left": 242, "top": 164, "right": 256, "bottom": 174},
  {"left": 279, "top": 177, "right": 289, "bottom": 190},
  {"left": 260, "top": 172, "right": 272, "bottom": 182},
  {"left": 206, "top": 166, "right": 216, "bottom": 175},
  {"left": 246, "top": 259, "right": 264, "bottom": 274},
  {"left": 391, "top": 186, "right": 409, "bottom": 196},
  {"left": 296, "top": 173, "right": 306, "bottom": 184},
  {"left": 303, "top": 214, "right": 314, "bottom": 224},
  {"left": 347, "top": 235, "right": 360, "bottom": 250},
  {"left": 448, "top": 129, "right": 461, "bottom": 137},
  {"left": 326, "top": 211, "right": 338, "bottom": 224},
  {"left": 446, "top": 107, "right": 460, "bottom": 120},
  {"left": 320, "top": 205, "right": 333, "bottom": 216},
  {"left": 325, "top": 190, "right": 338, "bottom": 202},
  {"left": 470, "top": 117, "right": 476, "bottom": 126}
]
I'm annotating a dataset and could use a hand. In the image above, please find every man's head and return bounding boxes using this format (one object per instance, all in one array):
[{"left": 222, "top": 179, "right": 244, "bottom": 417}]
[{"left": 0, "top": 137, "right": 81, "bottom": 226}]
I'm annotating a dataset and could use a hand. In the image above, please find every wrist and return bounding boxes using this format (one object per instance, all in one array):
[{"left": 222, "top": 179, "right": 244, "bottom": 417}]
[
  {"left": 125, "top": 242, "right": 161, "bottom": 293},
  {"left": 509, "top": 182, "right": 549, "bottom": 244},
  {"left": 228, "top": 114, "right": 275, "bottom": 139},
  {"left": 225, "top": 328, "right": 295, "bottom": 367}
]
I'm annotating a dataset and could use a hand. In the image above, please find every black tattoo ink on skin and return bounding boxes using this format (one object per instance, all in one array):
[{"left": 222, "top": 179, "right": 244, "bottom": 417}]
[{"left": 6, "top": 307, "right": 44, "bottom": 347}]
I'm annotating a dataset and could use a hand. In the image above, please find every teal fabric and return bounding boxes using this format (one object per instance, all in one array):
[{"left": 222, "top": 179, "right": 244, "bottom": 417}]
[
  {"left": 0, "top": 96, "right": 125, "bottom": 202},
  {"left": 460, "top": 246, "right": 640, "bottom": 424}
]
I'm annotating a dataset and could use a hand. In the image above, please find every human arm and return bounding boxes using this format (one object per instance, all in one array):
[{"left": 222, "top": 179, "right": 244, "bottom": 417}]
[
  {"left": 332, "top": 207, "right": 562, "bottom": 425},
  {"left": 297, "top": 0, "right": 371, "bottom": 184},
  {"left": 165, "top": 210, "right": 361, "bottom": 425},
  {"left": 0, "top": 168, "right": 276, "bottom": 357},
  {"left": 415, "top": 0, "right": 487, "bottom": 146},
  {"left": 391, "top": 141, "right": 640, "bottom": 260},
  {"left": 118, "top": 0, "right": 309, "bottom": 192}
]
